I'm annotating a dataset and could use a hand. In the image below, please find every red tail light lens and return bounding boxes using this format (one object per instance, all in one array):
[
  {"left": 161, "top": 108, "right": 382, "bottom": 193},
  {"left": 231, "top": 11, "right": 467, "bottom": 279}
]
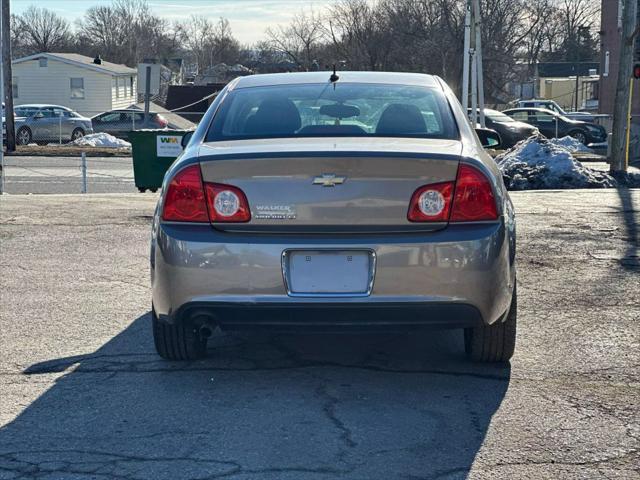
[
  {"left": 205, "top": 183, "right": 251, "bottom": 222},
  {"left": 450, "top": 164, "right": 498, "bottom": 222},
  {"left": 163, "top": 167, "right": 251, "bottom": 223},
  {"left": 408, "top": 182, "right": 454, "bottom": 222},
  {"left": 162, "top": 164, "right": 209, "bottom": 222}
]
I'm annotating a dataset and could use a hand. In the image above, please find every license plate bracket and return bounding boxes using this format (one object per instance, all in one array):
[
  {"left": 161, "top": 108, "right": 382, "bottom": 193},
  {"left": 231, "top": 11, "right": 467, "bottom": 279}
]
[{"left": 282, "top": 249, "right": 376, "bottom": 297}]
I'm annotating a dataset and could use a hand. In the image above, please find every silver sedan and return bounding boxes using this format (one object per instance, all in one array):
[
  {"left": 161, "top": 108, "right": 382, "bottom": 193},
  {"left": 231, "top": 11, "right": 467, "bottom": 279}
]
[
  {"left": 14, "top": 104, "right": 93, "bottom": 145},
  {"left": 150, "top": 71, "right": 517, "bottom": 363}
]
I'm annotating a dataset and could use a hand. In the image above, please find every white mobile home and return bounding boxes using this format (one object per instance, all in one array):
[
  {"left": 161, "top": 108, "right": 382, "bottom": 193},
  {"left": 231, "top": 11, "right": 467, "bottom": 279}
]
[{"left": 11, "top": 53, "right": 137, "bottom": 116}]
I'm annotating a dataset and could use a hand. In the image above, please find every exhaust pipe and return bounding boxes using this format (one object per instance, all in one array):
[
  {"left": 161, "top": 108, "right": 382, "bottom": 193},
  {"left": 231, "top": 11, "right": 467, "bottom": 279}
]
[{"left": 199, "top": 325, "right": 213, "bottom": 339}]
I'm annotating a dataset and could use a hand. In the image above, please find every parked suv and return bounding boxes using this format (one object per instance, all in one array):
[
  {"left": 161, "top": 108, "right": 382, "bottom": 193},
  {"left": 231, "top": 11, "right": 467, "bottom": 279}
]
[
  {"left": 502, "top": 108, "right": 607, "bottom": 146},
  {"left": 14, "top": 104, "right": 93, "bottom": 145},
  {"left": 516, "top": 99, "right": 595, "bottom": 123},
  {"left": 92, "top": 109, "right": 169, "bottom": 139}
]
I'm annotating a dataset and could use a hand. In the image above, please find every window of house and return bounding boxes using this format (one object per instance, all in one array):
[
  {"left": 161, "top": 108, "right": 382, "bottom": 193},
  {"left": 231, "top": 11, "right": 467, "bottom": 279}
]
[
  {"left": 39, "top": 58, "right": 48, "bottom": 67},
  {"left": 70, "top": 78, "right": 85, "bottom": 99},
  {"left": 12, "top": 78, "right": 18, "bottom": 98},
  {"left": 130, "top": 77, "right": 134, "bottom": 97},
  {"left": 115, "top": 78, "right": 120, "bottom": 99}
]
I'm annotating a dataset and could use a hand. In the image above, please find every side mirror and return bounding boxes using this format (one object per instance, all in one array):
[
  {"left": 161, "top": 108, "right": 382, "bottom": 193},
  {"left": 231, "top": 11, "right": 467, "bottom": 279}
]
[
  {"left": 475, "top": 127, "right": 502, "bottom": 149},
  {"left": 181, "top": 131, "right": 194, "bottom": 148}
]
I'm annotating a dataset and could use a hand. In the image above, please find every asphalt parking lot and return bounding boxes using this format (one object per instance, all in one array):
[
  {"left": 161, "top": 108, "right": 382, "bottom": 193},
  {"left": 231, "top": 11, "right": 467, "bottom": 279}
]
[{"left": 0, "top": 190, "right": 638, "bottom": 479}]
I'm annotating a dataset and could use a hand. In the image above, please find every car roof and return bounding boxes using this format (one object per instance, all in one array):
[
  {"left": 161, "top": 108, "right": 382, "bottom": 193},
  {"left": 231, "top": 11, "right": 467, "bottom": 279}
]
[
  {"left": 232, "top": 71, "right": 442, "bottom": 89},
  {"left": 16, "top": 104, "right": 71, "bottom": 110},
  {"left": 504, "top": 107, "right": 558, "bottom": 114}
]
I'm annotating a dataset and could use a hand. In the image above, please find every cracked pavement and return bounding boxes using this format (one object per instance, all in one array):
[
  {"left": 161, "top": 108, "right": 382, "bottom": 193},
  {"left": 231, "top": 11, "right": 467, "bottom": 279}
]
[{"left": 0, "top": 190, "right": 638, "bottom": 479}]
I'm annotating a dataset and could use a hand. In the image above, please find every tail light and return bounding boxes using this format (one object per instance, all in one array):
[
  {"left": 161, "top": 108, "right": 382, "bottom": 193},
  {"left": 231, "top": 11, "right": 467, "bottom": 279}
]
[
  {"left": 156, "top": 114, "right": 168, "bottom": 127},
  {"left": 408, "top": 182, "right": 453, "bottom": 222},
  {"left": 450, "top": 164, "right": 498, "bottom": 222},
  {"left": 162, "top": 165, "right": 209, "bottom": 222},
  {"left": 408, "top": 163, "right": 498, "bottom": 223},
  {"left": 162, "top": 165, "right": 251, "bottom": 223},
  {"left": 205, "top": 183, "right": 251, "bottom": 222}
]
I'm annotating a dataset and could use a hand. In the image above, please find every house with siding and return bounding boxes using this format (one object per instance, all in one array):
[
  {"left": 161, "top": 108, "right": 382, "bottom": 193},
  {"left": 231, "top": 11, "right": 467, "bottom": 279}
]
[{"left": 11, "top": 53, "right": 137, "bottom": 117}]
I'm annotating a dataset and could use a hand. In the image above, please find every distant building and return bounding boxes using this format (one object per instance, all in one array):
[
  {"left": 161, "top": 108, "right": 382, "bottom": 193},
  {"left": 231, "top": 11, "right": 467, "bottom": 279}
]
[
  {"left": 11, "top": 53, "right": 137, "bottom": 116},
  {"left": 535, "top": 62, "right": 599, "bottom": 111},
  {"left": 165, "top": 84, "right": 225, "bottom": 122},
  {"left": 507, "top": 62, "right": 599, "bottom": 111},
  {"left": 195, "top": 63, "right": 253, "bottom": 85}
]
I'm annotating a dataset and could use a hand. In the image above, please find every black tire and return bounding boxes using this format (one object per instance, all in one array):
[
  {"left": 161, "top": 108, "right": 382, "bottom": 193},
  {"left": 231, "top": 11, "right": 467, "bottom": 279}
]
[
  {"left": 71, "top": 128, "right": 85, "bottom": 141},
  {"left": 152, "top": 308, "right": 207, "bottom": 360},
  {"left": 568, "top": 130, "right": 587, "bottom": 145},
  {"left": 464, "top": 286, "right": 517, "bottom": 362},
  {"left": 150, "top": 188, "right": 158, "bottom": 193},
  {"left": 138, "top": 187, "right": 147, "bottom": 193},
  {"left": 17, "top": 127, "right": 32, "bottom": 145}
]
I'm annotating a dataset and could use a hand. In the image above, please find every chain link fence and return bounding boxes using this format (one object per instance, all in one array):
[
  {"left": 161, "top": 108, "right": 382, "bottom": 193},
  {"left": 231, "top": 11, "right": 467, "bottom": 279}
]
[{"left": 3, "top": 107, "right": 200, "bottom": 147}]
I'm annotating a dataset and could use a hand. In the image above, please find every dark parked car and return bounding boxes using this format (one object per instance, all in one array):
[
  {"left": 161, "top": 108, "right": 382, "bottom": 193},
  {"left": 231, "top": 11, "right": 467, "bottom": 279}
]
[
  {"left": 91, "top": 109, "right": 168, "bottom": 139},
  {"left": 469, "top": 108, "right": 539, "bottom": 148},
  {"left": 502, "top": 108, "right": 607, "bottom": 146}
]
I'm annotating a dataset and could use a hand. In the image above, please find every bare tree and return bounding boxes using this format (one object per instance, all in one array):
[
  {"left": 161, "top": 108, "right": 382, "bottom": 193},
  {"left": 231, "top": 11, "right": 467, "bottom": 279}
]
[
  {"left": 266, "top": 10, "right": 325, "bottom": 70},
  {"left": 327, "top": 0, "right": 396, "bottom": 71},
  {"left": 76, "top": 0, "right": 178, "bottom": 66},
  {"left": 16, "top": 6, "right": 71, "bottom": 54},
  {"left": 178, "top": 16, "right": 241, "bottom": 73}
]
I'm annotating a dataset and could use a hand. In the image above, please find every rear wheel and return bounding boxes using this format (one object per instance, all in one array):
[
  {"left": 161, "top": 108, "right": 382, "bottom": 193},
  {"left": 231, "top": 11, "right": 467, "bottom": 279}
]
[
  {"left": 152, "top": 308, "right": 207, "bottom": 360},
  {"left": 71, "top": 128, "right": 85, "bottom": 141},
  {"left": 569, "top": 130, "right": 587, "bottom": 145},
  {"left": 17, "top": 127, "right": 32, "bottom": 145},
  {"left": 464, "top": 286, "right": 517, "bottom": 362}
]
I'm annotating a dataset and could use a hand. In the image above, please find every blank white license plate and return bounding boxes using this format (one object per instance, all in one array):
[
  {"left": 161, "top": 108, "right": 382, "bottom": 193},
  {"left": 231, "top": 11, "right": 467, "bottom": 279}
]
[{"left": 287, "top": 250, "right": 372, "bottom": 295}]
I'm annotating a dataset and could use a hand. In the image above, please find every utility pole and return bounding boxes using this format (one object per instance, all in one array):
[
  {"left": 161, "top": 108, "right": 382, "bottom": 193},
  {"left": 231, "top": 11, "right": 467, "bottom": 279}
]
[
  {"left": 2, "top": 0, "right": 15, "bottom": 152},
  {"left": 610, "top": 0, "right": 638, "bottom": 174},
  {"left": 143, "top": 65, "right": 151, "bottom": 127},
  {"left": 461, "top": 0, "right": 485, "bottom": 127},
  {"left": 0, "top": 0, "right": 4, "bottom": 194}
]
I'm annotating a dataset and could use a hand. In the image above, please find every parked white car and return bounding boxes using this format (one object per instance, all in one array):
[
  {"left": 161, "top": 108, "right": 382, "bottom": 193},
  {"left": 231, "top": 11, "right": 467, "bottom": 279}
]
[{"left": 516, "top": 99, "right": 595, "bottom": 123}]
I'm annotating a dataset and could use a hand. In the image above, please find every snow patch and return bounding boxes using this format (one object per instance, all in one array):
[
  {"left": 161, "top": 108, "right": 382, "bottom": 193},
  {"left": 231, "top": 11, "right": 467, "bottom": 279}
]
[
  {"left": 549, "top": 136, "right": 592, "bottom": 153},
  {"left": 496, "top": 136, "right": 616, "bottom": 190},
  {"left": 69, "top": 133, "right": 131, "bottom": 148}
]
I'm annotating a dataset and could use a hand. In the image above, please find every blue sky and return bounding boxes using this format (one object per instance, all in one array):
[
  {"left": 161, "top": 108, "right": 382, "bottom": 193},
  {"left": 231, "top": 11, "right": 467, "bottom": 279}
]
[{"left": 12, "top": 0, "right": 337, "bottom": 44}]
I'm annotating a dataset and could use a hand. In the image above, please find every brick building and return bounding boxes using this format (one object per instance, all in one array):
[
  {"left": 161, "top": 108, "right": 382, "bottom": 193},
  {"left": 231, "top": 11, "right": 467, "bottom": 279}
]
[{"left": 600, "top": 0, "right": 640, "bottom": 158}]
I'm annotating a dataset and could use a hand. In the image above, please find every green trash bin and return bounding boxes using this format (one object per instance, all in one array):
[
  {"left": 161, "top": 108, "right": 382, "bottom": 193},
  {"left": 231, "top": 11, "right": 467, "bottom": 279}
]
[{"left": 129, "top": 129, "right": 191, "bottom": 193}]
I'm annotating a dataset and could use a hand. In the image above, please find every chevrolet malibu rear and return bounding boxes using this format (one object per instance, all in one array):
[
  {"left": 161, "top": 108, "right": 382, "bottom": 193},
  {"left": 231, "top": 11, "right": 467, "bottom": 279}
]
[{"left": 150, "top": 72, "right": 517, "bottom": 362}]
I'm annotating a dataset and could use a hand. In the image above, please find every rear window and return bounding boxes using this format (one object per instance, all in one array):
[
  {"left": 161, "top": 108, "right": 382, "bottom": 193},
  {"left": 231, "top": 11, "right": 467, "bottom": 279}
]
[{"left": 206, "top": 83, "right": 458, "bottom": 141}]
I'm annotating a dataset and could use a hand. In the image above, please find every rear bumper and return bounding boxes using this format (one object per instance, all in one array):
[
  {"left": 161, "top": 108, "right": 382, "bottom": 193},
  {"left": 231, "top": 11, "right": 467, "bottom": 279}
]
[
  {"left": 167, "top": 301, "right": 484, "bottom": 332},
  {"left": 151, "top": 220, "right": 516, "bottom": 329}
]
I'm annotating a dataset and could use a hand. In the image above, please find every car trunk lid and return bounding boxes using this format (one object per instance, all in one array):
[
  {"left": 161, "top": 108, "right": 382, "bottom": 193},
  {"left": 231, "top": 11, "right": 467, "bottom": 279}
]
[{"left": 198, "top": 137, "right": 463, "bottom": 233}]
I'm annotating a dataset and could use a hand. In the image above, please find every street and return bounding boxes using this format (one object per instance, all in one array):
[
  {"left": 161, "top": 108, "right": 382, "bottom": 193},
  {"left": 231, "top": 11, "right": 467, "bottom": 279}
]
[{"left": 0, "top": 190, "right": 638, "bottom": 479}]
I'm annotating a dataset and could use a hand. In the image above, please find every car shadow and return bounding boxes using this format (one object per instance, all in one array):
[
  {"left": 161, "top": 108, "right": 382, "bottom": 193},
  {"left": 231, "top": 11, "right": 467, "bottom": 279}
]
[{"left": 1, "top": 312, "right": 511, "bottom": 480}]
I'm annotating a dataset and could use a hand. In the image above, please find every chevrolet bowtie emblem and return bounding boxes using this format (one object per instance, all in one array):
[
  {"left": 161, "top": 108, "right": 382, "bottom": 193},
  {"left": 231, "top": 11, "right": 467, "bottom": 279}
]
[{"left": 312, "top": 174, "right": 346, "bottom": 187}]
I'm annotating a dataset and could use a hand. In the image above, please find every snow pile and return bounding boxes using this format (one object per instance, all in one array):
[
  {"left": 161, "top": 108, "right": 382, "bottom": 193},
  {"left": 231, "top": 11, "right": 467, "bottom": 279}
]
[
  {"left": 69, "top": 133, "right": 131, "bottom": 148},
  {"left": 549, "top": 136, "right": 592, "bottom": 153},
  {"left": 496, "top": 136, "right": 616, "bottom": 190}
]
